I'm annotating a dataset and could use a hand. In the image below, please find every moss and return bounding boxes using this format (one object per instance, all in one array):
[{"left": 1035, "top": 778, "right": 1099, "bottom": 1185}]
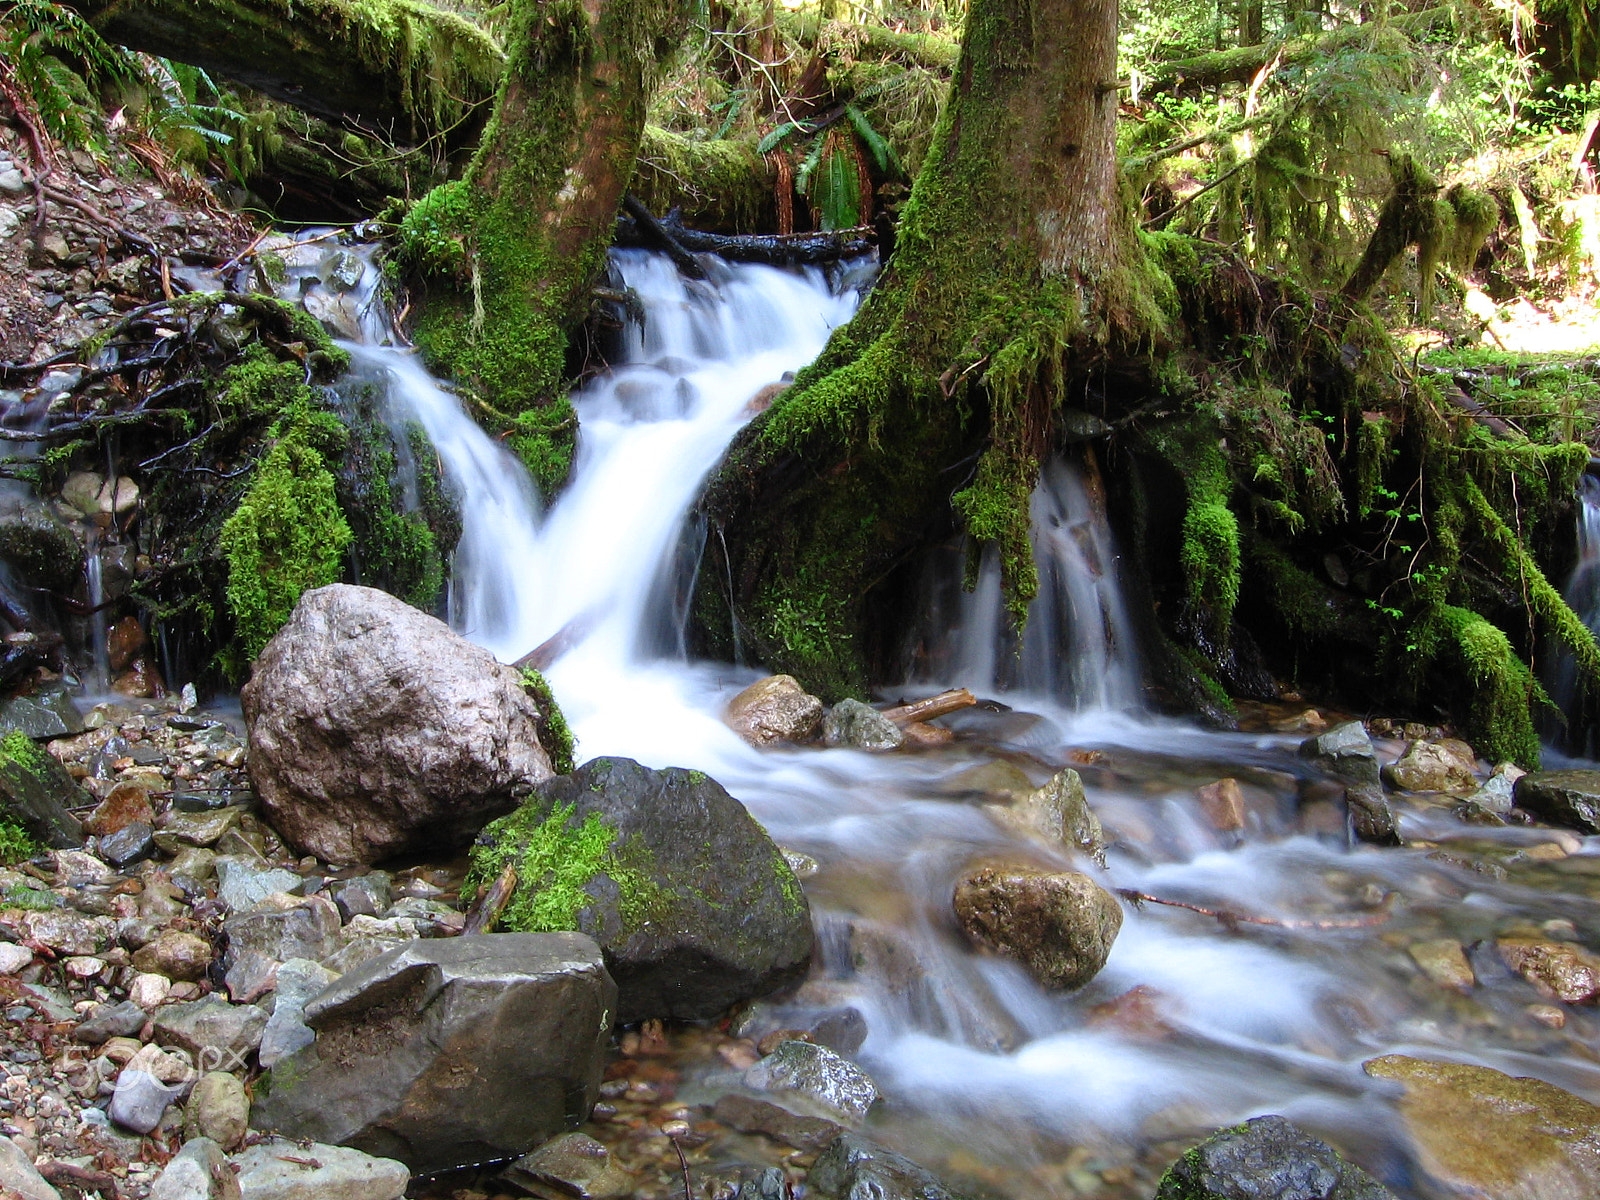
[
  {"left": 631, "top": 126, "right": 773, "bottom": 232},
  {"left": 466, "top": 800, "right": 666, "bottom": 933},
  {"left": 1412, "top": 603, "right": 1545, "bottom": 767},
  {"left": 518, "top": 667, "right": 576, "bottom": 774},
  {"left": 1, "top": 885, "right": 58, "bottom": 911},
  {"left": 0, "top": 819, "right": 38, "bottom": 865},
  {"left": 218, "top": 411, "right": 353, "bottom": 668}
]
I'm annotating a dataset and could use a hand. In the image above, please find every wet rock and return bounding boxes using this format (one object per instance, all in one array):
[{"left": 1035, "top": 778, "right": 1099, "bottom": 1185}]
[
  {"left": 712, "top": 1093, "right": 843, "bottom": 1151},
  {"left": 1154, "top": 1114, "right": 1395, "bottom": 1199},
  {"left": 215, "top": 857, "right": 301, "bottom": 913},
  {"left": 223, "top": 894, "right": 340, "bottom": 964},
  {"left": 808, "top": 1132, "right": 970, "bottom": 1200},
  {"left": 132, "top": 929, "right": 214, "bottom": 981},
  {"left": 991, "top": 768, "right": 1107, "bottom": 865},
  {"left": 186, "top": 1071, "right": 251, "bottom": 1151},
  {"left": 257, "top": 957, "right": 337, "bottom": 1068},
  {"left": 500, "top": 1132, "right": 634, "bottom": 1199},
  {"left": 474, "top": 756, "right": 811, "bottom": 1023},
  {"left": 0, "top": 686, "right": 84, "bottom": 740},
  {"left": 129, "top": 970, "right": 173, "bottom": 1008},
  {"left": 82, "top": 782, "right": 154, "bottom": 836},
  {"left": 230, "top": 1139, "right": 408, "bottom": 1200},
  {"left": 21, "top": 909, "right": 110, "bottom": 955},
  {"left": 330, "top": 873, "right": 391, "bottom": 921},
  {"left": 1299, "top": 722, "right": 1380, "bottom": 788},
  {"left": 725, "top": 675, "right": 824, "bottom": 747},
  {"left": 110, "top": 1043, "right": 192, "bottom": 1133},
  {"left": 99, "top": 819, "right": 156, "bottom": 868},
  {"left": 1197, "top": 778, "right": 1246, "bottom": 832},
  {"left": 1407, "top": 939, "right": 1475, "bottom": 993},
  {"left": 1382, "top": 739, "right": 1477, "bottom": 792},
  {"left": 1513, "top": 770, "right": 1600, "bottom": 833},
  {"left": 0, "top": 1133, "right": 61, "bottom": 1200},
  {"left": 744, "top": 1039, "right": 878, "bottom": 1125},
  {"left": 321, "top": 914, "right": 421, "bottom": 974},
  {"left": 0, "top": 492, "right": 83, "bottom": 593},
  {"left": 942, "top": 760, "right": 1034, "bottom": 802},
  {"left": 152, "top": 994, "right": 268, "bottom": 1063},
  {"left": 73, "top": 998, "right": 147, "bottom": 1044},
  {"left": 1469, "top": 766, "right": 1518, "bottom": 815},
  {"left": 952, "top": 864, "right": 1122, "bottom": 990},
  {"left": 822, "top": 699, "right": 904, "bottom": 751},
  {"left": 150, "top": 1135, "right": 241, "bottom": 1200},
  {"left": 1496, "top": 936, "right": 1600, "bottom": 1004},
  {"left": 242, "top": 584, "right": 554, "bottom": 864},
  {"left": 252, "top": 933, "right": 615, "bottom": 1173},
  {"left": 321, "top": 249, "right": 366, "bottom": 292},
  {"left": 225, "top": 948, "right": 280, "bottom": 1003},
  {"left": 0, "top": 943, "right": 30, "bottom": 973},
  {"left": 1345, "top": 785, "right": 1401, "bottom": 846},
  {"left": 1363, "top": 1055, "right": 1600, "bottom": 1200},
  {"left": 156, "top": 808, "right": 241, "bottom": 851},
  {"left": 0, "top": 730, "right": 86, "bottom": 849}
]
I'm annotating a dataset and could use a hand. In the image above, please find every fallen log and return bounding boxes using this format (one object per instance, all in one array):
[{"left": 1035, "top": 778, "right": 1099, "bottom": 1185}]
[
  {"left": 622, "top": 194, "right": 706, "bottom": 280},
  {"left": 882, "top": 688, "right": 976, "bottom": 726},
  {"left": 614, "top": 214, "right": 877, "bottom": 266},
  {"left": 463, "top": 863, "right": 518, "bottom": 935}
]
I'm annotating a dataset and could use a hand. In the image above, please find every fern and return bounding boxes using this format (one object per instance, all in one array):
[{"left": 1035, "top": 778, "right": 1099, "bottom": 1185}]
[{"left": 0, "top": 0, "right": 143, "bottom": 147}]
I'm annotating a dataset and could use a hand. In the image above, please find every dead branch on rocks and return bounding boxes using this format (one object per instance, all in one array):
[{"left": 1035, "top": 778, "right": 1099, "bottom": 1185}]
[
  {"left": 882, "top": 688, "right": 976, "bottom": 726},
  {"left": 1115, "top": 888, "right": 1395, "bottom": 930}
]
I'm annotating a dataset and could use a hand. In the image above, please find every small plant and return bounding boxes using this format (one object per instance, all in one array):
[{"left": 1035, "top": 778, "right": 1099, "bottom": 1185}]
[{"left": 0, "top": 819, "right": 38, "bottom": 865}]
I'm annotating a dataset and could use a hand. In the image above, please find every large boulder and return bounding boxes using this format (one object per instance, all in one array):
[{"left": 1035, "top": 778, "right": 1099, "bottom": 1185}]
[
  {"left": 241, "top": 584, "right": 554, "bottom": 864},
  {"left": 1155, "top": 1114, "right": 1396, "bottom": 1199},
  {"left": 952, "top": 864, "right": 1122, "bottom": 990},
  {"left": 0, "top": 728, "right": 84, "bottom": 849},
  {"left": 251, "top": 933, "right": 615, "bottom": 1173},
  {"left": 1363, "top": 1056, "right": 1600, "bottom": 1200},
  {"left": 469, "top": 756, "right": 812, "bottom": 1023},
  {"left": 1514, "top": 770, "right": 1600, "bottom": 833},
  {"left": 725, "top": 675, "right": 825, "bottom": 747},
  {"left": 1381, "top": 739, "right": 1477, "bottom": 792}
]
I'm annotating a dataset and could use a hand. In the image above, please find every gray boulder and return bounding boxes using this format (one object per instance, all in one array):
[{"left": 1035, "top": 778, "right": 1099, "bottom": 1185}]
[
  {"left": 242, "top": 585, "right": 554, "bottom": 864},
  {"left": 223, "top": 895, "right": 340, "bottom": 965},
  {"left": 251, "top": 933, "right": 615, "bottom": 1173},
  {"left": 743, "top": 1040, "right": 878, "bottom": 1124},
  {"left": 1155, "top": 1114, "right": 1396, "bottom": 1199},
  {"left": 231, "top": 1139, "right": 408, "bottom": 1200},
  {"left": 0, "top": 686, "right": 84, "bottom": 740},
  {"left": 1300, "top": 722, "right": 1381, "bottom": 788},
  {"left": 1514, "top": 770, "right": 1600, "bottom": 833},
  {"left": 991, "top": 768, "right": 1106, "bottom": 866},
  {"left": 257, "top": 958, "right": 337, "bottom": 1068},
  {"left": 0, "top": 1133, "right": 60, "bottom": 1200},
  {"left": 470, "top": 756, "right": 811, "bottom": 1022},
  {"left": 0, "top": 729, "right": 84, "bottom": 849},
  {"left": 952, "top": 864, "right": 1122, "bottom": 990},
  {"left": 152, "top": 995, "right": 268, "bottom": 1066},
  {"left": 822, "top": 700, "right": 904, "bottom": 751},
  {"left": 808, "top": 1133, "right": 971, "bottom": 1200},
  {"left": 149, "top": 1136, "right": 240, "bottom": 1200}
]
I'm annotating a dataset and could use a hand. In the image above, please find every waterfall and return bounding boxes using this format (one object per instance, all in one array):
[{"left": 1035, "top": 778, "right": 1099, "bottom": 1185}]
[{"left": 1549, "top": 471, "right": 1600, "bottom": 756}]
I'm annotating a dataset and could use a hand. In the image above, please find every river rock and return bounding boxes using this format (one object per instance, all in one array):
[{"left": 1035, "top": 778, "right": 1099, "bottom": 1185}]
[
  {"left": 952, "top": 864, "right": 1122, "bottom": 990},
  {"left": 1496, "top": 935, "right": 1600, "bottom": 1003},
  {"left": 257, "top": 957, "right": 337, "bottom": 1068},
  {"left": 100, "top": 819, "right": 156, "bottom": 868},
  {"left": 1197, "top": 778, "right": 1246, "bottom": 832},
  {"left": 712, "top": 1093, "right": 844, "bottom": 1151},
  {"left": 1407, "top": 939, "right": 1475, "bottom": 993},
  {"left": 992, "top": 768, "right": 1107, "bottom": 865},
  {"left": 822, "top": 699, "right": 904, "bottom": 751},
  {"left": 110, "top": 1043, "right": 192, "bottom": 1134},
  {"left": 744, "top": 1039, "right": 877, "bottom": 1124},
  {"left": 471, "top": 756, "right": 811, "bottom": 1022},
  {"left": 242, "top": 584, "right": 554, "bottom": 864},
  {"left": 157, "top": 808, "right": 242, "bottom": 851},
  {"left": 0, "top": 1134, "right": 61, "bottom": 1200},
  {"left": 725, "top": 675, "right": 825, "bottom": 747},
  {"left": 1514, "top": 769, "right": 1600, "bottom": 833},
  {"left": 223, "top": 894, "right": 340, "bottom": 964},
  {"left": 153, "top": 995, "right": 268, "bottom": 1065},
  {"left": 1299, "top": 722, "right": 1381, "bottom": 787},
  {"left": 0, "top": 490, "right": 84, "bottom": 593},
  {"left": 251, "top": 933, "right": 615, "bottom": 1172},
  {"left": 1382, "top": 739, "right": 1477, "bottom": 792},
  {"left": 500, "top": 1132, "right": 634, "bottom": 1199},
  {"left": 73, "top": 998, "right": 147, "bottom": 1044},
  {"left": 215, "top": 858, "right": 301, "bottom": 913},
  {"left": 0, "top": 729, "right": 85, "bottom": 849},
  {"left": 1154, "top": 1114, "right": 1395, "bottom": 1199},
  {"left": 150, "top": 1136, "right": 240, "bottom": 1200},
  {"left": 231, "top": 1139, "right": 408, "bottom": 1200},
  {"left": 132, "top": 929, "right": 214, "bottom": 981},
  {"left": 186, "top": 1071, "right": 251, "bottom": 1151},
  {"left": 808, "top": 1132, "right": 970, "bottom": 1200},
  {"left": 1345, "top": 785, "right": 1401, "bottom": 846},
  {"left": 0, "top": 685, "right": 84, "bottom": 740},
  {"left": 1363, "top": 1055, "right": 1600, "bottom": 1200},
  {"left": 82, "top": 782, "right": 154, "bottom": 836}
]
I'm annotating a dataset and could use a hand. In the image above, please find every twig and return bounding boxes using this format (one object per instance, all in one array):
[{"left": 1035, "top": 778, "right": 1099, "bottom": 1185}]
[{"left": 1115, "top": 888, "right": 1394, "bottom": 929}]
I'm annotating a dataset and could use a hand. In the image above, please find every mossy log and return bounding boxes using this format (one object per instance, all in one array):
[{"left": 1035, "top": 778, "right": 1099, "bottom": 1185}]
[
  {"left": 698, "top": 0, "right": 1143, "bottom": 699},
  {"left": 62, "top": 0, "right": 504, "bottom": 143}
]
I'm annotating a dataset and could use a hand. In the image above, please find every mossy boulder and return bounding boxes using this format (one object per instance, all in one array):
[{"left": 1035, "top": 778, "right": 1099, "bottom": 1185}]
[
  {"left": 1155, "top": 1114, "right": 1395, "bottom": 1199},
  {"left": 0, "top": 493, "right": 82, "bottom": 593},
  {"left": 0, "top": 729, "right": 84, "bottom": 850},
  {"left": 467, "top": 756, "right": 812, "bottom": 1023}
]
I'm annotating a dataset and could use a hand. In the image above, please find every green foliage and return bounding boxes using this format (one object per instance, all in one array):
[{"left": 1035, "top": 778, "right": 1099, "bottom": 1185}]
[
  {"left": 0, "top": 0, "right": 140, "bottom": 147},
  {"left": 518, "top": 667, "right": 576, "bottom": 775},
  {"left": 0, "top": 819, "right": 39, "bottom": 865},
  {"left": 1, "top": 884, "right": 58, "bottom": 910}
]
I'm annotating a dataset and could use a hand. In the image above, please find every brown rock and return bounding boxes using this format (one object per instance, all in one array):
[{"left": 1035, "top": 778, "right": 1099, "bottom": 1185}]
[
  {"left": 130, "top": 929, "right": 213, "bottom": 981},
  {"left": 242, "top": 585, "right": 554, "bottom": 865},
  {"left": 112, "top": 657, "right": 162, "bottom": 699},
  {"left": 106, "top": 617, "right": 146, "bottom": 672},
  {"left": 1383, "top": 739, "right": 1477, "bottom": 792},
  {"left": 952, "top": 864, "right": 1122, "bottom": 990},
  {"left": 1196, "top": 778, "right": 1246, "bottom": 832},
  {"left": 712, "top": 1093, "right": 842, "bottom": 1151},
  {"left": 724, "top": 675, "right": 824, "bottom": 747},
  {"left": 1496, "top": 936, "right": 1600, "bottom": 1004},
  {"left": 81, "top": 783, "right": 153, "bottom": 837},
  {"left": 900, "top": 720, "right": 953, "bottom": 748},
  {"left": 1407, "top": 939, "right": 1475, "bottom": 993}
]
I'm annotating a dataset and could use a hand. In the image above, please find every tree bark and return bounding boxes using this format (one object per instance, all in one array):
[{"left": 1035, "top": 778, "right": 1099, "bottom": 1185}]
[
  {"left": 697, "top": 0, "right": 1139, "bottom": 698},
  {"left": 61, "top": 0, "right": 503, "bottom": 143}
]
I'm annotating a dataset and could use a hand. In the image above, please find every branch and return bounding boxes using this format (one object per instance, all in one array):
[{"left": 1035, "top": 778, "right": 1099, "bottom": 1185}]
[{"left": 1116, "top": 888, "right": 1394, "bottom": 929}]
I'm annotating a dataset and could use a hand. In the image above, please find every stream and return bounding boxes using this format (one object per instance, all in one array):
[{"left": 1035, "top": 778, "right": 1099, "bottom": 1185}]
[{"left": 285, "top": 237, "right": 1600, "bottom": 1198}]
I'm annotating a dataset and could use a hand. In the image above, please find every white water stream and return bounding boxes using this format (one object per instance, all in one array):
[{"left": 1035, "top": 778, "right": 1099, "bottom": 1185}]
[{"left": 289, "top": 239, "right": 1600, "bottom": 1198}]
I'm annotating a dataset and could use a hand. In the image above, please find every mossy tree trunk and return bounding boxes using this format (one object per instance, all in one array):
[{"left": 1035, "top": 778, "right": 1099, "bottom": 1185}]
[
  {"left": 403, "top": 0, "right": 691, "bottom": 496},
  {"left": 698, "top": 0, "right": 1156, "bottom": 699}
]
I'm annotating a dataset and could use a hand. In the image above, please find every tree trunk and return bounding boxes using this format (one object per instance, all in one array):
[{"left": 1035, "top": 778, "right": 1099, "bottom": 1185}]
[
  {"left": 697, "top": 0, "right": 1148, "bottom": 698},
  {"left": 402, "top": 0, "right": 690, "bottom": 497},
  {"left": 61, "top": 0, "right": 502, "bottom": 143}
]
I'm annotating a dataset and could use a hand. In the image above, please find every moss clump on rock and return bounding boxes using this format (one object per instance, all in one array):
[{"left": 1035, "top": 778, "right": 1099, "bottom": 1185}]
[{"left": 517, "top": 667, "right": 575, "bottom": 775}]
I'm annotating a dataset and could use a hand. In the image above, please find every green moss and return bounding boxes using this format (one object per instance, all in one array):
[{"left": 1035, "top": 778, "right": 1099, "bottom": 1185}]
[
  {"left": 1412, "top": 603, "right": 1544, "bottom": 767},
  {"left": 518, "top": 667, "right": 576, "bottom": 774},
  {"left": 218, "top": 411, "right": 354, "bottom": 667},
  {"left": 1, "top": 729, "right": 44, "bottom": 772},
  {"left": 632, "top": 126, "right": 773, "bottom": 232},
  {"left": 1, "top": 885, "right": 59, "bottom": 911},
  {"left": 0, "top": 819, "right": 39, "bottom": 865}
]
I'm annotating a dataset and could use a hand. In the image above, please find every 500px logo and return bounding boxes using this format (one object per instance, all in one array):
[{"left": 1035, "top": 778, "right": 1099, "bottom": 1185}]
[{"left": 52, "top": 1044, "right": 250, "bottom": 1082}]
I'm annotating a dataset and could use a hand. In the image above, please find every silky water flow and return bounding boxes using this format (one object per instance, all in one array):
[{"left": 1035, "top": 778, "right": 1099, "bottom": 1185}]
[{"left": 286, "top": 237, "right": 1600, "bottom": 1199}]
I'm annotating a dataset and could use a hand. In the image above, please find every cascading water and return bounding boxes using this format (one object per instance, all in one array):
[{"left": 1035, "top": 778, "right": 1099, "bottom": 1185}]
[
  {"left": 290, "top": 236, "right": 1600, "bottom": 1199},
  {"left": 1548, "top": 470, "right": 1600, "bottom": 757}
]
